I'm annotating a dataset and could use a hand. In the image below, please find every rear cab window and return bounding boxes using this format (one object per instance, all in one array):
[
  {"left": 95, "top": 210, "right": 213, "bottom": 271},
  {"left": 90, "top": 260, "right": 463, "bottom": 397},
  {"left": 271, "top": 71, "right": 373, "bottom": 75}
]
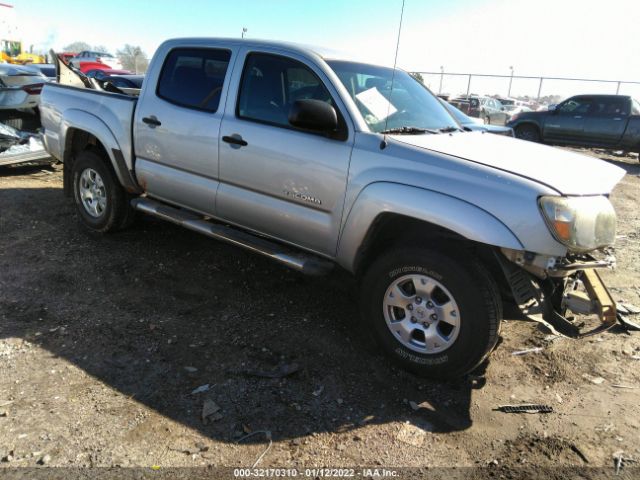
[{"left": 156, "top": 48, "right": 232, "bottom": 112}]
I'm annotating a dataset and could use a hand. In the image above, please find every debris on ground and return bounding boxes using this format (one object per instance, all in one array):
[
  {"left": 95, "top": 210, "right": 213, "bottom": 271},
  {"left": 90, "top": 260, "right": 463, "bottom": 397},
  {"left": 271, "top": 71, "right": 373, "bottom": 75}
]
[
  {"left": 244, "top": 362, "right": 300, "bottom": 379},
  {"left": 191, "top": 384, "right": 210, "bottom": 395},
  {"left": 37, "top": 454, "right": 51, "bottom": 465},
  {"left": 495, "top": 404, "right": 553, "bottom": 414},
  {"left": 613, "top": 451, "right": 637, "bottom": 475},
  {"left": 512, "top": 347, "right": 544, "bottom": 356},
  {"left": 184, "top": 366, "right": 198, "bottom": 373},
  {"left": 396, "top": 422, "right": 426, "bottom": 447},
  {"left": 617, "top": 303, "right": 640, "bottom": 315},
  {"left": 617, "top": 313, "right": 640, "bottom": 331},
  {"left": 312, "top": 385, "right": 324, "bottom": 397},
  {"left": 583, "top": 374, "right": 606, "bottom": 385},
  {"left": 201, "top": 399, "right": 222, "bottom": 425},
  {"left": 611, "top": 384, "right": 636, "bottom": 389},
  {"left": 237, "top": 430, "right": 273, "bottom": 468}
]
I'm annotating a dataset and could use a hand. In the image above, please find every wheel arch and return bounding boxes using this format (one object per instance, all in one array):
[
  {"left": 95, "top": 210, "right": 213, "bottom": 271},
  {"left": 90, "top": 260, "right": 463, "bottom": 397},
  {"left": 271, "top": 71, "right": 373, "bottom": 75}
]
[
  {"left": 336, "top": 183, "right": 524, "bottom": 275},
  {"left": 61, "top": 110, "right": 140, "bottom": 196}
]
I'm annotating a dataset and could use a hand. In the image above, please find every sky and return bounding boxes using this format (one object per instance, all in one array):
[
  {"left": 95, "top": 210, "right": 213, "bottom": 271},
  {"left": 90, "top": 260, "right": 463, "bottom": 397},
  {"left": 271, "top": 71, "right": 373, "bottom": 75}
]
[{"left": 4, "top": 0, "right": 640, "bottom": 99}]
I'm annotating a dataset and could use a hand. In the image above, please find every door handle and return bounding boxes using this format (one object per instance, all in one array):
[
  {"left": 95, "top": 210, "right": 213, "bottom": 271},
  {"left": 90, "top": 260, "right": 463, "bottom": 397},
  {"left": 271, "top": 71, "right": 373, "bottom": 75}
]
[
  {"left": 142, "top": 116, "right": 162, "bottom": 127},
  {"left": 222, "top": 135, "right": 248, "bottom": 147},
  {"left": 573, "top": 115, "right": 582, "bottom": 119},
  {"left": 613, "top": 118, "right": 622, "bottom": 121}
]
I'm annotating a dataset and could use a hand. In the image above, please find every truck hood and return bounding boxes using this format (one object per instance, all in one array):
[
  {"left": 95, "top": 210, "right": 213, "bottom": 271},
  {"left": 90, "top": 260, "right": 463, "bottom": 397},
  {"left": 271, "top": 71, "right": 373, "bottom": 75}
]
[{"left": 392, "top": 131, "right": 626, "bottom": 195}]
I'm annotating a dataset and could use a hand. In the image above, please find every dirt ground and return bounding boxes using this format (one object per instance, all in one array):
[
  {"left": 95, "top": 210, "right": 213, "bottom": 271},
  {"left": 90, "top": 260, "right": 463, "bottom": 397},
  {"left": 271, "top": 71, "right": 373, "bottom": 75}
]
[{"left": 0, "top": 148, "right": 639, "bottom": 479}]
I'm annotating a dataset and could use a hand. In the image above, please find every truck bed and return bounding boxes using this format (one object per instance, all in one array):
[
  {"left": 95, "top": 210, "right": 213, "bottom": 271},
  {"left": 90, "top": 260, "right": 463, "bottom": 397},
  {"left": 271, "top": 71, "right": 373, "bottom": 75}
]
[{"left": 41, "top": 83, "right": 137, "bottom": 170}]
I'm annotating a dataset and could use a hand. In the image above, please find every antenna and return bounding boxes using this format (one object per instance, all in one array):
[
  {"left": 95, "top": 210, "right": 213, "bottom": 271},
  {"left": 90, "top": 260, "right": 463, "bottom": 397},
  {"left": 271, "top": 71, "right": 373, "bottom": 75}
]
[{"left": 381, "top": 0, "right": 405, "bottom": 150}]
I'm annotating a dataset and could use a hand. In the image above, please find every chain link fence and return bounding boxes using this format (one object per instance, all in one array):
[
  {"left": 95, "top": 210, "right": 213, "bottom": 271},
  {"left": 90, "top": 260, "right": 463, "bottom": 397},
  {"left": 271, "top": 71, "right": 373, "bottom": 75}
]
[{"left": 413, "top": 71, "right": 640, "bottom": 105}]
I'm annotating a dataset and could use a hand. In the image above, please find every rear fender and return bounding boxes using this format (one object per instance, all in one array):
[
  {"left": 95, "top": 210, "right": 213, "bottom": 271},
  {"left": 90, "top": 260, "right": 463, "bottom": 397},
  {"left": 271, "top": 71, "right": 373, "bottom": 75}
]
[
  {"left": 61, "top": 109, "right": 139, "bottom": 193},
  {"left": 336, "top": 182, "right": 524, "bottom": 272}
]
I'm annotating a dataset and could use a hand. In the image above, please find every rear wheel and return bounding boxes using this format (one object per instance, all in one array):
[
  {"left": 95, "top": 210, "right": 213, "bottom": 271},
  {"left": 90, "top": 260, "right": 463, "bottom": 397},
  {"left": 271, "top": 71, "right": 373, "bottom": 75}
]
[
  {"left": 515, "top": 124, "right": 540, "bottom": 142},
  {"left": 359, "top": 248, "right": 502, "bottom": 379},
  {"left": 72, "top": 150, "right": 134, "bottom": 233}
]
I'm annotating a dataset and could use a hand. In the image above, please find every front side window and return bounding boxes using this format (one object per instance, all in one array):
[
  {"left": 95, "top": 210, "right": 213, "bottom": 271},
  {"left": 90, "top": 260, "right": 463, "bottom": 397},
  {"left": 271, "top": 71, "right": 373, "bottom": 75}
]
[
  {"left": 237, "top": 53, "right": 334, "bottom": 128},
  {"left": 558, "top": 98, "right": 592, "bottom": 114},
  {"left": 157, "top": 48, "right": 231, "bottom": 112},
  {"left": 327, "top": 60, "right": 458, "bottom": 133}
]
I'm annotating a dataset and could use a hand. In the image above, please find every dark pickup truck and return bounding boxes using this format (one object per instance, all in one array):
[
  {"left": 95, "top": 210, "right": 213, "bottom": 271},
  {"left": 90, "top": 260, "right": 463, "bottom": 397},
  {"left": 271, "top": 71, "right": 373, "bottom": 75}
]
[{"left": 507, "top": 94, "right": 640, "bottom": 155}]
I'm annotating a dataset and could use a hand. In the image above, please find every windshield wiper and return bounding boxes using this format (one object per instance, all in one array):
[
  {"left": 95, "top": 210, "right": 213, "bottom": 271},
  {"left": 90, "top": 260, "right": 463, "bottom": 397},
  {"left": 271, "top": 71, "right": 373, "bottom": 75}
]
[
  {"left": 379, "top": 126, "right": 437, "bottom": 135},
  {"left": 437, "top": 126, "right": 463, "bottom": 133}
]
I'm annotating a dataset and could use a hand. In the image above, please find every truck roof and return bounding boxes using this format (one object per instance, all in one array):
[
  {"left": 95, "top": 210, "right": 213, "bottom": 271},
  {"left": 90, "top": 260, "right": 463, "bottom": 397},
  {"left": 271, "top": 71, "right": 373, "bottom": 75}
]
[{"left": 157, "top": 37, "right": 392, "bottom": 67}]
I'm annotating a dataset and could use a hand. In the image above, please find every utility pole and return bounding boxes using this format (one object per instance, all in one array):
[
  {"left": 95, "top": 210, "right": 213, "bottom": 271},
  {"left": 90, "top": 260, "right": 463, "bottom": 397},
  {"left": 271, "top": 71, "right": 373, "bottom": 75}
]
[
  {"left": 438, "top": 66, "right": 444, "bottom": 94},
  {"left": 508, "top": 66, "right": 514, "bottom": 98},
  {"left": 241, "top": 27, "right": 247, "bottom": 39}
]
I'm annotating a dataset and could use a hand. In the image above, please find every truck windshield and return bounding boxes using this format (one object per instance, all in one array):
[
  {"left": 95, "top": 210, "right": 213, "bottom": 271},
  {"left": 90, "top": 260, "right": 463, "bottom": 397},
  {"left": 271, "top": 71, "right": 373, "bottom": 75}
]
[{"left": 326, "top": 60, "right": 458, "bottom": 133}]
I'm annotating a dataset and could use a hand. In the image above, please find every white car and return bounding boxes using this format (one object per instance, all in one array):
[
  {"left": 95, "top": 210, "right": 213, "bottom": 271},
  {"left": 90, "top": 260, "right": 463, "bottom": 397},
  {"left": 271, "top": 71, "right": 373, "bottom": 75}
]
[
  {"left": 69, "top": 50, "right": 123, "bottom": 70},
  {"left": 0, "top": 64, "right": 49, "bottom": 110}
]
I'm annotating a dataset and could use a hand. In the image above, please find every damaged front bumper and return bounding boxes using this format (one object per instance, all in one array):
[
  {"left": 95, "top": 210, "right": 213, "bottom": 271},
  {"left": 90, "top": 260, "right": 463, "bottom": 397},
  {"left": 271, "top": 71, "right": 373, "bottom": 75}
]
[{"left": 498, "top": 248, "right": 619, "bottom": 338}]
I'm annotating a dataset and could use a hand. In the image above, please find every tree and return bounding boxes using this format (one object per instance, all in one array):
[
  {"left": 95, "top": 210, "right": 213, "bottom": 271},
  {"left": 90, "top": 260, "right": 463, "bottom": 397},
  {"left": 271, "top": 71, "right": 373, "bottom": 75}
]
[
  {"left": 409, "top": 72, "right": 424, "bottom": 84},
  {"left": 116, "top": 44, "right": 149, "bottom": 73},
  {"left": 93, "top": 45, "right": 109, "bottom": 53},
  {"left": 62, "top": 41, "right": 91, "bottom": 53}
]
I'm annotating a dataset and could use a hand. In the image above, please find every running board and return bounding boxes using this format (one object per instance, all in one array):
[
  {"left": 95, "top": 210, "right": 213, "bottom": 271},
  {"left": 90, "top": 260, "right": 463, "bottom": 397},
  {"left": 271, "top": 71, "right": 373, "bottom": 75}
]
[{"left": 131, "top": 198, "right": 334, "bottom": 276}]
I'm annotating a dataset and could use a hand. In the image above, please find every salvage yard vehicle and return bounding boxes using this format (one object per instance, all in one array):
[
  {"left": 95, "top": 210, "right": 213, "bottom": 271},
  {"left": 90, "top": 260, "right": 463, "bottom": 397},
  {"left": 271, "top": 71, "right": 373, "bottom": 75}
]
[
  {"left": 441, "top": 99, "right": 514, "bottom": 136},
  {"left": 508, "top": 94, "right": 640, "bottom": 155},
  {"left": 69, "top": 50, "right": 123, "bottom": 71},
  {"left": 0, "top": 121, "right": 51, "bottom": 167},
  {"left": 40, "top": 38, "right": 626, "bottom": 378}
]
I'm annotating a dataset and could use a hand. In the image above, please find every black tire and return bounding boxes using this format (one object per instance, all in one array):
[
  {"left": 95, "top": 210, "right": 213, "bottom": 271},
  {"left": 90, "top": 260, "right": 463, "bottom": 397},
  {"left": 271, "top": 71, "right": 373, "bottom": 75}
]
[
  {"left": 359, "top": 248, "right": 502, "bottom": 379},
  {"left": 515, "top": 124, "right": 540, "bottom": 142},
  {"left": 71, "top": 150, "right": 134, "bottom": 233}
]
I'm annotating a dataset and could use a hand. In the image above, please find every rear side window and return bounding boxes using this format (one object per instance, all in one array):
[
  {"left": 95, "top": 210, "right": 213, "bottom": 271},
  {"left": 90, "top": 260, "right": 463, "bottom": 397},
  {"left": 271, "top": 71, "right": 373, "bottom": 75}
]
[{"left": 157, "top": 48, "right": 231, "bottom": 112}]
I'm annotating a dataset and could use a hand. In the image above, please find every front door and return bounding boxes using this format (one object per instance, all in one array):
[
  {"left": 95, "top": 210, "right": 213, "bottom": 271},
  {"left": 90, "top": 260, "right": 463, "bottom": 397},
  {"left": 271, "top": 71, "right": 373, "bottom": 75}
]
[
  {"left": 133, "top": 46, "right": 235, "bottom": 216},
  {"left": 543, "top": 96, "right": 593, "bottom": 142},
  {"left": 217, "top": 50, "right": 354, "bottom": 256}
]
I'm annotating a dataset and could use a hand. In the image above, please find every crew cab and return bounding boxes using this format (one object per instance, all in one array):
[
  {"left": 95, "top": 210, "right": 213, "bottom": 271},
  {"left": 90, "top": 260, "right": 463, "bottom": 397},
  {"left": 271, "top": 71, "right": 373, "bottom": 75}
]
[
  {"left": 40, "top": 38, "right": 626, "bottom": 378},
  {"left": 508, "top": 94, "right": 640, "bottom": 155}
]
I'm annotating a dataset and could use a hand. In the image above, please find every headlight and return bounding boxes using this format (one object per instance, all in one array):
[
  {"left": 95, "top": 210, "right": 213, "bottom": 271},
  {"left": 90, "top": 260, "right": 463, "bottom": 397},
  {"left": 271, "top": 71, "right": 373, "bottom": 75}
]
[{"left": 539, "top": 195, "right": 616, "bottom": 252}]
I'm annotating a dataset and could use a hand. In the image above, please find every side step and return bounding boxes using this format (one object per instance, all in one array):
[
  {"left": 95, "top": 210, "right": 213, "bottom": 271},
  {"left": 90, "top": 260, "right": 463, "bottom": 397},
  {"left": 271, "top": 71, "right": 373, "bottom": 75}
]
[{"left": 131, "top": 197, "right": 334, "bottom": 276}]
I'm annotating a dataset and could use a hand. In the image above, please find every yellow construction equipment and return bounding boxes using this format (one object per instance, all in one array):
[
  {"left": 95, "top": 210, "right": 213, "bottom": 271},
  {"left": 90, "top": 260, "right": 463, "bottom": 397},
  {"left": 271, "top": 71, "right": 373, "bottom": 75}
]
[{"left": 0, "top": 39, "right": 45, "bottom": 64}]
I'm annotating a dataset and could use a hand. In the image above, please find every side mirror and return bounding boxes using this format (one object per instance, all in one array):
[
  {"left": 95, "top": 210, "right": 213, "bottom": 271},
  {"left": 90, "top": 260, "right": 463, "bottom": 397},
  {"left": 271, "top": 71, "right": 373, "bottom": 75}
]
[
  {"left": 289, "top": 99, "right": 338, "bottom": 133},
  {"left": 548, "top": 104, "right": 557, "bottom": 111}
]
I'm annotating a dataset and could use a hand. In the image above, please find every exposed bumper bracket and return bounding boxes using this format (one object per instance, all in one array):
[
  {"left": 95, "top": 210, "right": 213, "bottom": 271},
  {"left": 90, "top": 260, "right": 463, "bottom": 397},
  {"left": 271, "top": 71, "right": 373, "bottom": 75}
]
[{"left": 496, "top": 252, "right": 617, "bottom": 338}]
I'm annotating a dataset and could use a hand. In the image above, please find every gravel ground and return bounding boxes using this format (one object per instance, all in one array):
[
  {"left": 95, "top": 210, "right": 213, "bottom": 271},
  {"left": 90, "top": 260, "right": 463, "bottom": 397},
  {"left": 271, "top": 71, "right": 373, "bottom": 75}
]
[{"left": 0, "top": 149, "right": 639, "bottom": 479}]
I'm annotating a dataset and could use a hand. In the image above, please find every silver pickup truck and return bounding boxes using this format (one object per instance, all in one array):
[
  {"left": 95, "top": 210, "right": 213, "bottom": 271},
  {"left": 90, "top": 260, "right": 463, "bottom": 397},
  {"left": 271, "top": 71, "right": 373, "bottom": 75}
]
[{"left": 40, "top": 38, "right": 626, "bottom": 378}]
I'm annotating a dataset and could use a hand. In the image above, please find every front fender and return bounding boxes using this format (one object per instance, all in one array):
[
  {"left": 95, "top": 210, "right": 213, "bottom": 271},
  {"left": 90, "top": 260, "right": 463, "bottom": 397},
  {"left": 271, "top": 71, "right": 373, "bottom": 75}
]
[
  {"left": 336, "top": 182, "right": 524, "bottom": 272},
  {"left": 61, "top": 109, "right": 138, "bottom": 192}
]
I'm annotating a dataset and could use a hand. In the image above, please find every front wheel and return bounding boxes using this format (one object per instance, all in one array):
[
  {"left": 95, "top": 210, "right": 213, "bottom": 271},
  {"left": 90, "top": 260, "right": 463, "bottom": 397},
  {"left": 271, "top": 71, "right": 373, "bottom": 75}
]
[
  {"left": 515, "top": 124, "right": 540, "bottom": 142},
  {"left": 359, "top": 248, "right": 502, "bottom": 379}
]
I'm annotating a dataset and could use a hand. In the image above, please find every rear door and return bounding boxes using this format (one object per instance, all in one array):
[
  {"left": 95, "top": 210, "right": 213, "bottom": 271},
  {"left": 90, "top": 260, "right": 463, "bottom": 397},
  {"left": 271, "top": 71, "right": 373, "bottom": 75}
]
[
  {"left": 543, "top": 96, "right": 592, "bottom": 142},
  {"left": 217, "top": 49, "right": 354, "bottom": 256},
  {"left": 583, "top": 97, "right": 630, "bottom": 145},
  {"left": 133, "top": 46, "right": 236, "bottom": 216}
]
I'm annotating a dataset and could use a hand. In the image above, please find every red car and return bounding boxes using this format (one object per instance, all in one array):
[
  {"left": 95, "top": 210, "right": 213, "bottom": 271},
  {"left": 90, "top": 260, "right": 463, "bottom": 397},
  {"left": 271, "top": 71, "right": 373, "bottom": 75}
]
[{"left": 84, "top": 68, "right": 133, "bottom": 77}]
